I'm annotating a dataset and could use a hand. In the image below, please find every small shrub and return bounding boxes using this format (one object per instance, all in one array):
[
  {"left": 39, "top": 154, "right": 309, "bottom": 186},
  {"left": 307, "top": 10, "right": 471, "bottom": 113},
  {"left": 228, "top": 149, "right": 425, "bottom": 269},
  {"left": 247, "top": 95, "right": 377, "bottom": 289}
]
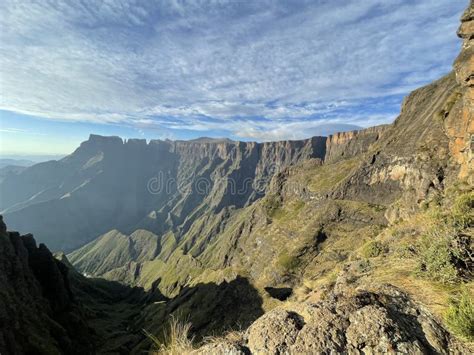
[
  {"left": 420, "top": 200, "right": 430, "bottom": 211},
  {"left": 445, "top": 289, "right": 474, "bottom": 341},
  {"left": 414, "top": 193, "right": 473, "bottom": 283},
  {"left": 145, "top": 315, "right": 194, "bottom": 355},
  {"left": 368, "top": 203, "right": 385, "bottom": 212},
  {"left": 416, "top": 233, "right": 459, "bottom": 284},
  {"left": 361, "top": 241, "right": 387, "bottom": 258},
  {"left": 435, "top": 91, "right": 462, "bottom": 122}
]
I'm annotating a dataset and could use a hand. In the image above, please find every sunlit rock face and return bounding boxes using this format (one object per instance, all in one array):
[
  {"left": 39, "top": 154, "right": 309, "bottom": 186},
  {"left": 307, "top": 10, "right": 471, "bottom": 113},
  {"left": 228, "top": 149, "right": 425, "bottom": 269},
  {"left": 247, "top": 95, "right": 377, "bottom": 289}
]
[
  {"left": 324, "top": 125, "right": 388, "bottom": 163},
  {"left": 452, "top": 0, "right": 474, "bottom": 183}
]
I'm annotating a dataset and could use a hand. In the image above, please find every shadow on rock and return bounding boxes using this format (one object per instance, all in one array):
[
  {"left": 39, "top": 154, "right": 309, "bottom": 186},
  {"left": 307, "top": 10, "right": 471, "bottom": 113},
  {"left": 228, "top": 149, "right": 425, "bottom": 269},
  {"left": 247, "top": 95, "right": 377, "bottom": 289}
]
[
  {"left": 264, "top": 286, "right": 293, "bottom": 301},
  {"left": 167, "top": 276, "right": 264, "bottom": 338}
]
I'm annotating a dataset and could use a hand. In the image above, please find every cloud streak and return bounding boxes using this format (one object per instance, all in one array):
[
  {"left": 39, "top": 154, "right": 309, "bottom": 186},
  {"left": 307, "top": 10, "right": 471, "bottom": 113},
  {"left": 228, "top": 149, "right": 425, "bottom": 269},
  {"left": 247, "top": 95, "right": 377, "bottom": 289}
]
[
  {"left": 0, "top": 0, "right": 467, "bottom": 140},
  {"left": 0, "top": 127, "right": 47, "bottom": 136}
]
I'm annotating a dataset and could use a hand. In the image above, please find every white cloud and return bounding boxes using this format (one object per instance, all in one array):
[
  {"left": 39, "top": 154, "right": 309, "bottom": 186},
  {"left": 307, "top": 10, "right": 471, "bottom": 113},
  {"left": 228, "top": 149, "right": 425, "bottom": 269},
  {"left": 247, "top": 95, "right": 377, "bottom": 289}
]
[
  {"left": 0, "top": 0, "right": 467, "bottom": 139},
  {"left": 132, "top": 112, "right": 394, "bottom": 141},
  {"left": 0, "top": 127, "right": 46, "bottom": 136}
]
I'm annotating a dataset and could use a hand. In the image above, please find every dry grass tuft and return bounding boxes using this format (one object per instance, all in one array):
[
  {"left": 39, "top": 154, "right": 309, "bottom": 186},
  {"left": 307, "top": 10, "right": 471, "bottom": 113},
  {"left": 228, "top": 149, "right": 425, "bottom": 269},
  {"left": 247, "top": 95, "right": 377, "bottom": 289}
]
[
  {"left": 145, "top": 315, "right": 195, "bottom": 355},
  {"left": 202, "top": 328, "right": 245, "bottom": 348}
]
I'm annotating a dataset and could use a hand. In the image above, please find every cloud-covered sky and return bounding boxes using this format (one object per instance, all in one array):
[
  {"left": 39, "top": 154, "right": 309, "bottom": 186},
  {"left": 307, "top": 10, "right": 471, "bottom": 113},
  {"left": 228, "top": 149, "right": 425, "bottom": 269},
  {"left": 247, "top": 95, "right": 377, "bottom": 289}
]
[{"left": 0, "top": 0, "right": 467, "bottom": 154}]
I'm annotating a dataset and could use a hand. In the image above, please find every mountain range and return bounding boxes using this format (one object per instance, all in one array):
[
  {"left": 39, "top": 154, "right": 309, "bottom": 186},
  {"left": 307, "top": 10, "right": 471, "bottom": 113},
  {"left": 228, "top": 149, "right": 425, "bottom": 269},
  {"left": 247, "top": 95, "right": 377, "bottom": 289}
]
[{"left": 0, "top": 2, "right": 473, "bottom": 354}]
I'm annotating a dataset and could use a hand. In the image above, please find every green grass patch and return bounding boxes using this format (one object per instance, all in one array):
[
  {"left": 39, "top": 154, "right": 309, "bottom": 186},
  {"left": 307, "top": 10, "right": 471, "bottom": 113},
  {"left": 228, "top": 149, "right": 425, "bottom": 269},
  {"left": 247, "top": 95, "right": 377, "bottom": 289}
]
[
  {"left": 306, "top": 158, "right": 360, "bottom": 193},
  {"left": 272, "top": 200, "right": 306, "bottom": 222},
  {"left": 452, "top": 191, "right": 474, "bottom": 228},
  {"left": 414, "top": 191, "right": 473, "bottom": 284},
  {"left": 445, "top": 289, "right": 474, "bottom": 341}
]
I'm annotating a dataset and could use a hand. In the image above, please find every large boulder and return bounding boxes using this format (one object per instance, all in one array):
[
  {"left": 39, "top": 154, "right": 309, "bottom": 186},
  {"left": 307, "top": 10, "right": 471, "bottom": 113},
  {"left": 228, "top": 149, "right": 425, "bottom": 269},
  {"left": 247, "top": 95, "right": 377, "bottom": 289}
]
[
  {"left": 247, "top": 309, "right": 303, "bottom": 354},
  {"left": 195, "top": 285, "right": 468, "bottom": 354}
]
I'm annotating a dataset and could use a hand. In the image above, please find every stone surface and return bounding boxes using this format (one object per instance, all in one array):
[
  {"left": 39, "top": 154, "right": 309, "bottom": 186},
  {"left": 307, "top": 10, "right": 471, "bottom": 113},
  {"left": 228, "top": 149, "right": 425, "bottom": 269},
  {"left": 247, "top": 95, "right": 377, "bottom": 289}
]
[
  {"left": 199, "top": 285, "right": 467, "bottom": 355},
  {"left": 247, "top": 309, "right": 304, "bottom": 354}
]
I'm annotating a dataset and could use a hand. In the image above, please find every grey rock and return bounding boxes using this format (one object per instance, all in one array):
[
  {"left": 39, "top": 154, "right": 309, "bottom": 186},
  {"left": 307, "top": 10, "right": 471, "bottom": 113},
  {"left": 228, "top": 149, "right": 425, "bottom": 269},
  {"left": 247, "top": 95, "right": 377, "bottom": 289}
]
[
  {"left": 206, "top": 285, "right": 468, "bottom": 355},
  {"left": 247, "top": 309, "right": 303, "bottom": 354}
]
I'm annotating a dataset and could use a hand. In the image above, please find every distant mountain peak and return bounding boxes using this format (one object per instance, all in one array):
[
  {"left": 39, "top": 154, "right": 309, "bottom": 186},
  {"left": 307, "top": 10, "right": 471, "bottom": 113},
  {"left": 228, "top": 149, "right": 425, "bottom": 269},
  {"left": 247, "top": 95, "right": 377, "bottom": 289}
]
[{"left": 87, "top": 134, "right": 123, "bottom": 144}]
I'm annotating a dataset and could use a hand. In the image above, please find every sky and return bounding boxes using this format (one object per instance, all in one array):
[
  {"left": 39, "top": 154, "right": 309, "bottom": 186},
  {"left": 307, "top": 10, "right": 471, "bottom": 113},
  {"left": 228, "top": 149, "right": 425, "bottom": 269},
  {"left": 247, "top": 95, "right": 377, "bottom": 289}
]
[{"left": 0, "top": 0, "right": 468, "bottom": 156}]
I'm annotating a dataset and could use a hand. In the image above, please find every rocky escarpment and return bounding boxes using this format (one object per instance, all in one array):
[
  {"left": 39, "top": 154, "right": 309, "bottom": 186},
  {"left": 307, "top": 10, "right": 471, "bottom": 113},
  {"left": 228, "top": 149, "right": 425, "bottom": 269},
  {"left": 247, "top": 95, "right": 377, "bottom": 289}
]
[
  {"left": 327, "top": 69, "right": 469, "bottom": 223},
  {"left": 69, "top": 54, "right": 472, "bottom": 302},
  {"left": 326, "top": 5, "right": 474, "bottom": 220},
  {"left": 0, "top": 135, "right": 326, "bottom": 251},
  {"left": 0, "top": 216, "right": 93, "bottom": 355}
]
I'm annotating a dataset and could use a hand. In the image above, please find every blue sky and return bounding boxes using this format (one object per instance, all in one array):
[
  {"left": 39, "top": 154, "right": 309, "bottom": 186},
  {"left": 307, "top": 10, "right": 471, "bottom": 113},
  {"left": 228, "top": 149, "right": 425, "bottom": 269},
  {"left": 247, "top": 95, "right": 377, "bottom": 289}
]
[{"left": 0, "top": 0, "right": 467, "bottom": 155}]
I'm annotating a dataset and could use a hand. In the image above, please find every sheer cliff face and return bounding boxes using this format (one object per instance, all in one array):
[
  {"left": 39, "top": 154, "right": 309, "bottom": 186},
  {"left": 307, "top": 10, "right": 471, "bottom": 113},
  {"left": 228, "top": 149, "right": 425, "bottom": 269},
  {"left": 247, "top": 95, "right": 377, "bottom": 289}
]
[
  {"left": 0, "top": 135, "right": 326, "bottom": 251},
  {"left": 324, "top": 125, "right": 388, "bottom": 163},
  {"left": 333, "top": 74, "right": 461, "bottom": 211},
  {"left": 452, "top": 1, "right": 474, "bottom": 182}
]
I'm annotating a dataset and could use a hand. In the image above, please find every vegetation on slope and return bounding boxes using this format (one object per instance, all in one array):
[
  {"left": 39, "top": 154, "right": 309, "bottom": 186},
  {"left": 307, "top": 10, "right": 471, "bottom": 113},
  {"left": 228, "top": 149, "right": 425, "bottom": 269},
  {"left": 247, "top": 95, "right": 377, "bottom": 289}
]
[
  {"left": 446, "top": 288, "right": 474, "bottom": 341},
  {"left": 146, "top": 316, "right": 194, "bottom": 355},
  {"left": 339, "top": 188, "right": 474, "bottom": 342}
]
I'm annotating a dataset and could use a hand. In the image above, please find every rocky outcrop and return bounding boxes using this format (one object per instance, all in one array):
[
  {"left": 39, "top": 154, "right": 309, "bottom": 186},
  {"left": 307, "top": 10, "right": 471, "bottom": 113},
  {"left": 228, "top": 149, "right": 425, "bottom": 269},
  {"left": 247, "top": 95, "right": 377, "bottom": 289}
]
[
  {"left": 194, "top": 285, "right": 466, "bottom": 354},
  {"left": 0, "top": 216, "right": 93, "bottom": 355},
  {"left": 194, "top": 341, "right": 248, "bottom": 355}
]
